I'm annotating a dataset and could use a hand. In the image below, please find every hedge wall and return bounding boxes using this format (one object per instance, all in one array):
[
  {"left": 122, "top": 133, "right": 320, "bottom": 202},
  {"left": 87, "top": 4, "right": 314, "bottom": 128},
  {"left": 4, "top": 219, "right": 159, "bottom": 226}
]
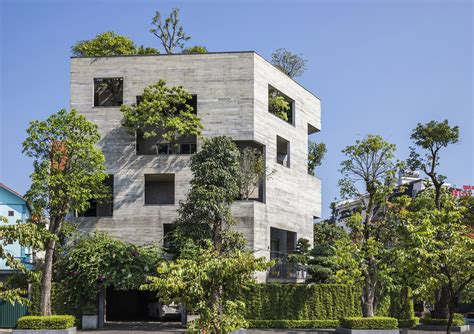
[
  {"left": 389, "top": 287, "right": 414, "bottom": 320},
  {"left": 244, "top": 284, "right": 362, "bottom": 320}
]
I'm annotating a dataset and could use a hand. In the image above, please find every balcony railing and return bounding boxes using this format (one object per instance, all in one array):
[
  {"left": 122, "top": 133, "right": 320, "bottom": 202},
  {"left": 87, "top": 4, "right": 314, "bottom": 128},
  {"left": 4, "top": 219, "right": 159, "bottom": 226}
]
[{"left": 268, "top": 260, "right": 307, "bottom": 281}]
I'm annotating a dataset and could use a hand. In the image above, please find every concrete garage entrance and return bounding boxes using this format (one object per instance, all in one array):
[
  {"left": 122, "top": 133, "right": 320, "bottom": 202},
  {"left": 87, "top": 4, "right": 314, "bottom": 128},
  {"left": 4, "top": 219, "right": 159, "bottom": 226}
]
[{"left": 106, "top": 287, "right": 181, "bottom": 322}]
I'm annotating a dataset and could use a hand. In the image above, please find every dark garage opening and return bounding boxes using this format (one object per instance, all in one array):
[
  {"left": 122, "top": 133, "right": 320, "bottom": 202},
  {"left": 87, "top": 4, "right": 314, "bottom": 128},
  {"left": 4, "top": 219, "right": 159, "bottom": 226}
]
[{"left": 106, "top": 287, "right": 181, "bottom": 322}]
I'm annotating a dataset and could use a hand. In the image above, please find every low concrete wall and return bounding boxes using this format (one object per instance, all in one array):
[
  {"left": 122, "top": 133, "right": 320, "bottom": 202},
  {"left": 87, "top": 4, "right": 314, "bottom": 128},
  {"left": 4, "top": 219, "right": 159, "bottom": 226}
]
[
  {"left": 406, "top": 324, "right": 470, "bottom": 333},
  {"left": 336, "top": 329, "right": 399, "bottom": 334}
]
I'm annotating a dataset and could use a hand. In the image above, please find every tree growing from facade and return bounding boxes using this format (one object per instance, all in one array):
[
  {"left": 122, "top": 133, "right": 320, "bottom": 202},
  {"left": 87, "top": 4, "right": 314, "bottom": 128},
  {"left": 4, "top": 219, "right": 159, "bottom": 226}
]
[
  {"left": 121, "top": 80, "right": 203, "bottom": 142},
  {"left": 406, "top": 119, "right": 460, "bottom": 318},
  {"left": 71, "top": 31, "right": 159, "bottom": 57},
  {"left": 150, "top": 8, "right": 191, "bottom": 54},
  {"left": 338, "top": 134, "right": 400, "bottom": 317},
  {"left": 308, "top": 142, "right": 327, "bottom": 175},
  {"left": 393, "top": 190, "right": 473, "bottom": 334},
  {"left": 142, "top": 137, "right": 271, "bottom": 333},
  {"left": 22, "top": 109, "right": 109, "bottom": 316},
  {"left": 271, "top": 48, "right": 307, "bottom": 78},
  {"left": 238, "top": 147, "right": 265, "bottom": 200},
  {"left": 0, "top": 216, "right": 49, "bottom": 305}
]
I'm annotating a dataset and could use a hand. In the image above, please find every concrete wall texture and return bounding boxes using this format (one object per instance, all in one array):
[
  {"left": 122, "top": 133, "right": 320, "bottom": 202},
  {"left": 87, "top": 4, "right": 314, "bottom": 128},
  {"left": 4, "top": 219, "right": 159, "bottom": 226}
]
[{"left": 70, "top": 52, "right": 322, "bottom": 275}]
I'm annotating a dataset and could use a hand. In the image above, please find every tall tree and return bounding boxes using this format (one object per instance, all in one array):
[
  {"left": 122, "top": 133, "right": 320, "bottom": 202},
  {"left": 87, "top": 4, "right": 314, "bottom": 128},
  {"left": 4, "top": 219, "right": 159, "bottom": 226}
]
[
  {"left": 271, "top": 48, "right": 307, "bottom": 78},
  {"left": 22, "top": 109, "right": 109, "bottom": 316},
  {"left": 238, "top": 147, "right": 265, "bottom": 200},
  {"left": 142, "top": 137, "right": 271, "bottom": 333},
  {"left": 72, "top": 31, "right": 158, "bottom": 57},
  {"left": 407, "top": 120, "right": 459, "bottom": 318},
  {"left": 150, "top": 8, "right": 191, "bottom": 54},
  {"left": 338, "top": 134, "right": 400, "bottom": 317},
  {"left": 393, "top": 190, "right": 473, "bottom": 334}
]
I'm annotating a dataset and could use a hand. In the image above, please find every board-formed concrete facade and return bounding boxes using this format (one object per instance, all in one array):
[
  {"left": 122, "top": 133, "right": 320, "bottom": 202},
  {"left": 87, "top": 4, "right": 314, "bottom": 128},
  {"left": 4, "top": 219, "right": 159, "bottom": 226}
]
[{"left": 70, "top": 52, "right": 321, "bottom": 278}]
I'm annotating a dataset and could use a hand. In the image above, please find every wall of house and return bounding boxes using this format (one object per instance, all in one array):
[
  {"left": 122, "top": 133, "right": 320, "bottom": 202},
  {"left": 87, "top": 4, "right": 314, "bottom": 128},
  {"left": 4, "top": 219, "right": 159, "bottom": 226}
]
[
  {"left": 70, "top": 52, "right": 322, "bottom": 272},
  {"left": 0, "top": 188, "right": 30, "bottom": 271}
]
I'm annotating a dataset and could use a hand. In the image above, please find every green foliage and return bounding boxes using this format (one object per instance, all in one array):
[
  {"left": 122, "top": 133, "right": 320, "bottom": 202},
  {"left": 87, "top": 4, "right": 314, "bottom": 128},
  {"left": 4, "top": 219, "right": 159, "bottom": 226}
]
[
  {"left": 121, "top": 80, "right": 202, "bottom": 143},
  {"left": 271, "top": 48, "right": 307, "bottom": 78},
  {"left": 244, "top": 284, "right": 362, "bottom": 320},
  {"left": 238, "top": 147, "right": 265, "bottom": 200},
  {"left": 72, "top": 31, "right": 158, "bottom": 57},
  {"left": 308, "top": 142, "right": 326, "bottom": 175},
  {"left": 341, "top": 317, "right": 398, "bottom": 329},
  {"left": 338, "top": 134, "right": 401, "bottom": 317},
  {"left": 421, "top": 314, "right": 464, "bottom": 326},
  {"left": 17, "top": 315, "right": 75, "bottom": 330},
  {"left": 30, "top": 283, "right": 80, "bottom": 321},
  {"left": 55, "top": 232, "right": 161, "bottom": 311},
  {"left": 307, "top": 221, "right": 349, "bottom": 283},
  {"left": 151, "top": 8, "right": 191, "bottom": 54},
  {"left": 142, "top": 244, "right": 270, "bottom": 334},
  {"left": 0, "top": 216, "right": 50, "bottom": 305},
  {"left": 389, "top": 287, "right": 415, "bottom": 320},
  {"left": 268, "top": 87, "right": 290, "bottom": 122},
  {"left": 174, "top": 136, "right": 240, "bottom": 249},
  {"left": 182, "top": 45, "right": 208, "bottom": 53},
  {"left": 247, "top": 319, "right": 339, "bottom": 329},
  {"left": 398, "top": 318, "right": 419, "bottom": 328},
  {"left": 287, "top": 238, "right": 311, "bottom": 265}
]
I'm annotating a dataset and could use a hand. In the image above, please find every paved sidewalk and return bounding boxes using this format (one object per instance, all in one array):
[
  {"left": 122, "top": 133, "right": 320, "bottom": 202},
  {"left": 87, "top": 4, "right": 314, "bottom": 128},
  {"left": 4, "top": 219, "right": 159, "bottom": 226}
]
[{"left": 79, "top": 321, "right": 185, "bottom": 333}]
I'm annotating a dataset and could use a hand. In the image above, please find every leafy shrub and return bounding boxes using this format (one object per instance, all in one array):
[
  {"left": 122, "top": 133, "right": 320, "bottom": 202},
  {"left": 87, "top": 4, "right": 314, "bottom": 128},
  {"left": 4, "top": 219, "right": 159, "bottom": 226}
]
[
  {"left": 398, "top": 317, "right": 419, "bottom": 328},
  {"left": 17, "top": 315, "right": 75, "bottom": 329},
  {"left": 421, "top": 313, "right": 464, "bottom": 326},
  {"left": 245, "top": 284, "right": 362, "bottom": 320},
  {"left": 389, "top": 287, "right": 415, "bottom": 319},
  {"left": 247, "top": 319, "right": 339, "bottom": 329},
  {"left": 340, "top": 317, "right": 398, "bottom": 329}
]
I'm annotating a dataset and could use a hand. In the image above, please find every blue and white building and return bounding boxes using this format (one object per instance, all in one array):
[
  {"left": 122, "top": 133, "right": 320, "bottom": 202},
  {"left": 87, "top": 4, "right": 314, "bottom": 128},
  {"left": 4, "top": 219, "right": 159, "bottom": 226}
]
[{"left": 0, "top": 183, "right": 31, "bottom": 278}]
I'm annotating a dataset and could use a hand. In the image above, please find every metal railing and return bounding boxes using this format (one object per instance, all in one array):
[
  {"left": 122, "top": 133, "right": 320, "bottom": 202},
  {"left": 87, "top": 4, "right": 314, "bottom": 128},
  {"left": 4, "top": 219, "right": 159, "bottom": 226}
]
[{"left": 268, "top": 260, "right": 307, "bottom": 280}]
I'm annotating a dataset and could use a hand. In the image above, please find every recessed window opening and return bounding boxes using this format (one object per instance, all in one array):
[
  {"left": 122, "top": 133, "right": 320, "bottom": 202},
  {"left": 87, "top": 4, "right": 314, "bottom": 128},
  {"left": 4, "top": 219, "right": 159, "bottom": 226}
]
[
  {"left": 268, "top": 85, "right": 294, "bottom": 124},
  {"left": 276, "top": 136, "right": 290, "bottom": 167},
  {"left": 94, "top": 78, "right": 123, "bottom": 107},
  {"left": 145, "top": 174, "right": 175, "bottom": 205}
]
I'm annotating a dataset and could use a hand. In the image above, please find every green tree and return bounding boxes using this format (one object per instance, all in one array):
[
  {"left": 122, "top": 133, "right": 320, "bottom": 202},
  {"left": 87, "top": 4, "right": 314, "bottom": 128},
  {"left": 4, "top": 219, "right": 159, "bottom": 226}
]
[
  {"left": 22, "top": 109, "right": 109, "bottom": 316},
  {"left": 308, "top": 142, "right": 327, "bottom": 175},
  {"left": 338, "top": 134, "right": 400, "bottom": 317},
  {"left": 151, "top": 8, "right": 191, "bottom": 54},
  {"left": 271, "top": 48, "right": 307, "bottom": 78},
  {"left": 0, "top": 216, "right": 49, "bottom": 305},
  {"left": 407, "top": 120, "right": 460, "bottom": 319},
  {"left": 238, "top": 147, "right": 265, "bottom": 200},
  {"left": 55, "top": 232, "right": 161, "bottom": 311},
  {"left": 268, "top": 87, "right": 290, "bottom": 121},
  {"left": 120, "top": 80, "right": 203, "bottom": 142},
  {"left": 71, "top": 31, "right": 158, "bottom": 57},
  {"left": 394, "top": 190, "right": 473, "bottom": 334},
  {"left": 142, "top": 137, "right": 271, "bottom": 333},
  {"left": 182, "top": 45, "right": 208, "bottom": 54}
]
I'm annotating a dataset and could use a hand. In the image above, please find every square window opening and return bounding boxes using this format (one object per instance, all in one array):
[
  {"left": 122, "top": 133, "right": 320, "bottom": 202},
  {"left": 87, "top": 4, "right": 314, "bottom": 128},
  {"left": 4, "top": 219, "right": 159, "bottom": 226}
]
[
  {"left": 94, "top": 78, "right": 123, "bottom": 107},
  {"left": 268, "top": 85, "right": 294, "bottom": 124},
  {"left": 145, "top": 174, "right": 175, "bottom": 205},
  {"left": 80, "top": 175, "right": 114, "bottom": 217}
]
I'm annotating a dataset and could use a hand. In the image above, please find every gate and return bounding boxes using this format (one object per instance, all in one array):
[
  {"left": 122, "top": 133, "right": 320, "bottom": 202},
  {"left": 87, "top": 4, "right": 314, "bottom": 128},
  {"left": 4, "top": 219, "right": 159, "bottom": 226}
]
[{"left": 0, "top": 300, "right": 28, "bottom": 328}]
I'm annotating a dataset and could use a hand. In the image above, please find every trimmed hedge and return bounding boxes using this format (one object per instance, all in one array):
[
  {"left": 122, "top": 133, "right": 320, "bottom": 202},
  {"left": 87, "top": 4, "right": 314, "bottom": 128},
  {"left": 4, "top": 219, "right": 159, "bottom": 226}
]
[
  {"left": 340, "top": 317, "right": 398, "bottom": 329},
  {"left": 247, "top": 319, "right": 339, "bottom": 329},
  {"left": 389, "top": 287, "right": 415, "bottom": 320},
  {"left": 398, "top": 317, "right": 419, "bottom": 328},
  {"left": 17, "top": 315, "right": 75, "bottom": 329},
  {"left": 245, "top": 284, "right": 362, "bottom": 320},
  {"left": 421, "top": 313, "right": 464, "bottom": 326}
]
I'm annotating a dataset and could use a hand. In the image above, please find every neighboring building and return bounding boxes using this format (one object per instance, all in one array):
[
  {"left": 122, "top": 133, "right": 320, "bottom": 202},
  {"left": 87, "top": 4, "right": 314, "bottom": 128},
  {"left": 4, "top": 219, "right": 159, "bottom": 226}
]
[
  {"left": 71, "top": 52, "right": 322, "bottom": 282},
  {"left": 0, "top": 183, "right": 31, "bottom": 279}
]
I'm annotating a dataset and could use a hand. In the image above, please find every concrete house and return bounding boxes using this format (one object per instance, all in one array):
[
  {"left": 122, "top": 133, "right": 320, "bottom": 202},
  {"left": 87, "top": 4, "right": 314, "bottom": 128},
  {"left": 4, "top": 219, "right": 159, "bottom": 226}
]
[
  {"left": 0, "top": 183, "right": 31, "bottom": 279},
  {"left": 71, "top": 51, "right": 322, "bottom": 282}
]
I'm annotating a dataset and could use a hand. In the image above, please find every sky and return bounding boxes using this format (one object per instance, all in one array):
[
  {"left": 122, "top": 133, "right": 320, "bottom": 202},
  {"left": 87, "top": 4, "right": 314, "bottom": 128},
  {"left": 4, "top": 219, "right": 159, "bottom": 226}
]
[{"left": 0, "top": 0, "right": 472, "bottom": 218}]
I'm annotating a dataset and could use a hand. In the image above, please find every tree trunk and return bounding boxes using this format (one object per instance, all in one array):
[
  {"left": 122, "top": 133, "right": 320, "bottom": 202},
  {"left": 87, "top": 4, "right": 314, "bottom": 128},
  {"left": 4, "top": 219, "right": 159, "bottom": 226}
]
[
  {"left": 39, "top": 238, "right": 56, "bottom": 316},
  {"left": 362, "top": 275, "right": 376, "bottom": 317},
  {"left": 433, "top": 286, "right": 450, "bottom": 319}
]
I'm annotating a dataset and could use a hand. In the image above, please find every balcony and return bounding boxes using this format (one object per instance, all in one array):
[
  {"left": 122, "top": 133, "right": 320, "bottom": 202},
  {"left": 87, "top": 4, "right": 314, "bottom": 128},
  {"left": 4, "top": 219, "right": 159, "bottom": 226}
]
[{"left": 267, "top": 258, "right": 307, "bottom": 283}]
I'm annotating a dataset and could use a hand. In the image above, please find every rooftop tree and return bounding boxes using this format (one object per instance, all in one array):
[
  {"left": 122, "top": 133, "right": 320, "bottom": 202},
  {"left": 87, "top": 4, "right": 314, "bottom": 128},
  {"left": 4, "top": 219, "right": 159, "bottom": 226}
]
[
  {"left": 182, "top": 45, "right": 208, "bottom": 54},
  {"left": 72, "top": 31, "right": 158, "bottom": 57},
  {"left": 22, "top": 109, "right": 109, "bottom": 316},
  {"left": 271, "top": 48, "right": 307, "bottom": 78},
  {"left": 150, "top": 8, "right": 191, "bottom": 54},
  {"left": 338, "top": 134, "right": 401, "bottom": 317},
  {"left": 120, "top": 80, "right": 203, "bottom": 142},
  {"left": 142, "top": 137, "right": 271, "bottom": 333}
]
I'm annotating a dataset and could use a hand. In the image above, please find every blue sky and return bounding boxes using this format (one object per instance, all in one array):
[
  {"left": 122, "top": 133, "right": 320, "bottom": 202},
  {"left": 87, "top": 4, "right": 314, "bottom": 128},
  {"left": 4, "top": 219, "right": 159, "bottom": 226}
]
[{"left": 0, "top": 0, "right": 472, "bottom": 217}]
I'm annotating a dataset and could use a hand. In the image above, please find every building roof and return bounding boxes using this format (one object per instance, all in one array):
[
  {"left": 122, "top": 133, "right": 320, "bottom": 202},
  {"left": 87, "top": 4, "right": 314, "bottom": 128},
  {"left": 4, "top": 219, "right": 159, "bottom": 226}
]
[
  {"left": 71, "top": 51, "right": 321, "bottom": 101},
  {"left": 0, "top": 183, "right": 31, "bottom": 212}
]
